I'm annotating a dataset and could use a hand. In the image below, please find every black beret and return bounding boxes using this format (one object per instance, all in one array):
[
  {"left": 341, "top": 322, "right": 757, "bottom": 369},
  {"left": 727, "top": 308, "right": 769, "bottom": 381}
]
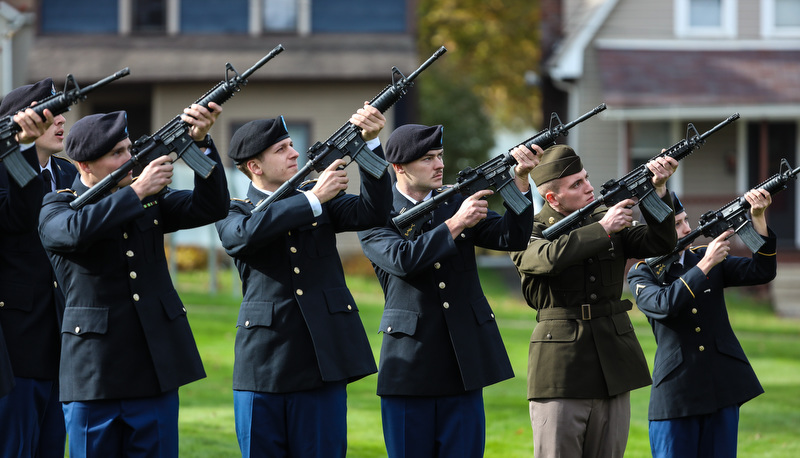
[
  {"left": 65, "top": 111, "right": 129, "bottom": 162},
  {"left": 0, "top": 78, "right": 57, "bottom": 119},
  {"left": 229, "top": 116, "right": 290, "bottom": 164},
  {"left": 385, "top": 124, "right": 443, "bottom": 164},
  {"left": 671, "top": 191, "right": 685, "bottom": 215},
  {"left": 530, "top": 144, "right": 584, "bottom": 186}
]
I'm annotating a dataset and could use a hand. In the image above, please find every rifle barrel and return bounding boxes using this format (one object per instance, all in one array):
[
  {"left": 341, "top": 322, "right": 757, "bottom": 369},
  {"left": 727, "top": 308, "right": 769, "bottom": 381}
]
[{"left": 239, "top": 44, "right": 284, "bottom": 80}]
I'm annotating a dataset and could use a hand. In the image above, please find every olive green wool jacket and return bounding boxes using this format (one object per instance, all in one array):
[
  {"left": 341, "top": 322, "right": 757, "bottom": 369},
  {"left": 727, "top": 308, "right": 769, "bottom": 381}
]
[{"left": 510, "top": 194, "right": 676, "bottom": 400}]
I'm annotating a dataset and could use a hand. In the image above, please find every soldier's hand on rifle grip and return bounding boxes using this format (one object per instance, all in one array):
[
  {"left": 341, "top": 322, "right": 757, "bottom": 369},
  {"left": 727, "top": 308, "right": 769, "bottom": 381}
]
[
  {"left": 698, "top": 229, "right": 734, "bottom": 274},
  {"left": 311, "top": 159, "right": 349, "bottom": 204},
  {"left": 183, "top": 102, "right": 223, "bottom": 143},
  {"left": 350, "top": 102, "right": 386, "bottom": 142},
  {"left": 14, "top": 105, "right": 53, "bottom": 145},
  {"left": 510, "top": 144, "right": 542, "bottom": 193},
  {"left": 646, "top": 152, "right": 679, "bottom": 197},
  {"left": 131, "top": 155, "right": 174, "bottom": 200},
  {"left": 445, "top": 189, "right": 493, "bottom": 238},
  {"left": 599, "top": 198, "right": 636, "bottom": 235}
]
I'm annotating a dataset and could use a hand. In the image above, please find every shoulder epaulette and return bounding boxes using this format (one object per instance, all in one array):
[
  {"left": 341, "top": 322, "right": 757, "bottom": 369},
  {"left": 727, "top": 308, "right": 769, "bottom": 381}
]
[
  {"left": 689, "top": 245, "right": 705, "bottom": 253},
  {"left": 633, "top": 260, "right": 646, "bottom": 269},
  {"left": 231, "top": 197, "right": 251, "bottom": 204},
  {"left": 56, "top": 189, "right": 76, "bottom": 195}
]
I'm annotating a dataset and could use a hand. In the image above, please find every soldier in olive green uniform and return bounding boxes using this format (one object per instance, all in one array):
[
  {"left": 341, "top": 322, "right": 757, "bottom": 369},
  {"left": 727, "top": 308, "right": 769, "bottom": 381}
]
[{"left": 509, "top": 145, "right": 678, "bottom": 458}]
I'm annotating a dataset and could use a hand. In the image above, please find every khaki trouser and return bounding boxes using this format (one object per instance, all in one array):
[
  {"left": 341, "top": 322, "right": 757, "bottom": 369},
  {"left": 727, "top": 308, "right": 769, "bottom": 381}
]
[{"left": 530, "top": 392, "right": 630, "bottom": 458}]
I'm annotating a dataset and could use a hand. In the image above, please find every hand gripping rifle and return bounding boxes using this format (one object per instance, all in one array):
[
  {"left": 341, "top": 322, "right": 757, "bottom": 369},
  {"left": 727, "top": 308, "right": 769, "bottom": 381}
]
[
  {"left": 70, "top": 45, "right": 284, "bottom": 210},
  {"left": 392, "top": 103, "right": 607, "bottom": 240},
  {"left": 645, "top": 158, "right": 800, "bottom": 283},
  {"left": 543, "top": 113, "right": 740, "bottom": 241},
  {"left": 251, "top": 46, "right": 447, "bottom": 214},
  {"left": 0, "top": 68, "right": 130, "bottom": 187}
]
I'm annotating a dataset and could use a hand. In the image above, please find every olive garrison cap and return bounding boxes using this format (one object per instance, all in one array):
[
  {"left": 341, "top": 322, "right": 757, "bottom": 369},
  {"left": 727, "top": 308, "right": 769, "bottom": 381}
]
[
  {"left": 228, "top": 116, "right": 290, "bottom": 164},
  {"left": 385, "top": 124, "right": 443, "bottom": 164},
  {"left": 530, "top": 144, "right": 584, "bottom": 186},
  {"left": 0, "top": 78, "right": 56, "bottom": 119},
  {"left": 65, "top": 111, "right": 129, "bottom": 162}
]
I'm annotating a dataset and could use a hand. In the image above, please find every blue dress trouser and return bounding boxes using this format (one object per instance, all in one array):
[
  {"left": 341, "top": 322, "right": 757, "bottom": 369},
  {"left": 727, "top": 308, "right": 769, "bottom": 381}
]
[
  {"left": 0, "top": 377, "right": 65, "bottom": 458},
  {"left": 381, "top": 389, "right": 485, "bottom": 458},
  {"left": 62, "top": 389, "right": 179, "bottom": 458},
  {"left": 234, "top": 381, "right": 347, "bottom": 458},
  {"left": 649, "top": 405, "right": 739, "bottom": 458}
]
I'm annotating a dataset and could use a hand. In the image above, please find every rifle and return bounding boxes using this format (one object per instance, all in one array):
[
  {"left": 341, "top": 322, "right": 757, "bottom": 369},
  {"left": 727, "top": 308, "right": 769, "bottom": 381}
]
[
  {"left": 251, "top": 46, "right": 447, "bottom": 214},
  {"left": 391, "top": 103, "right": 607, "bottom": 239},
  {"left": 645, "top": 158, "right": 800, "bottom": 283},
  {"left": 542, "top": 113, "right": 740, "bottom": 241},
  {"left": 70, "top": 44, "right": 284, "bottom": 210},
  {"left": 0, "top": 68, "right": 130, "bottom": 187}
]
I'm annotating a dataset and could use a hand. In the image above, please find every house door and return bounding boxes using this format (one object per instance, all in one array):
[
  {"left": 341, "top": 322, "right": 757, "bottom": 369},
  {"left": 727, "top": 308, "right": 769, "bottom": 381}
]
[{"left": 747, "top": 122, "right": 797, "bottom": 249}]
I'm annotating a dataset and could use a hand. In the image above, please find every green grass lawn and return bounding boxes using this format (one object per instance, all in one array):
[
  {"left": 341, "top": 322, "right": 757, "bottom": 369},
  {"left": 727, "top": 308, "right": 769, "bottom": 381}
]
[{"left": 174, "top": 266, "right": 800, "bottom": 457}]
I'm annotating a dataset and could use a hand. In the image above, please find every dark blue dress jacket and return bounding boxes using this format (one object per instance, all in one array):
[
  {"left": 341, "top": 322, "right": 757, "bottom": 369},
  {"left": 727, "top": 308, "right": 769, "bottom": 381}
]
[
  {"left": 215, "top": 149, "right": 391, "bottom": 394},
  {"left": 1, "top": 150, "right": 76, "bottom": 387},
  {"left": 627, "top": 230, "right": 776, "bottom": 420},
  {"left": 358, "top": 186, "right": 533, "bottom": 396},
  {"left": 38, "top": 148, "right": 229, "bottom": 402}
]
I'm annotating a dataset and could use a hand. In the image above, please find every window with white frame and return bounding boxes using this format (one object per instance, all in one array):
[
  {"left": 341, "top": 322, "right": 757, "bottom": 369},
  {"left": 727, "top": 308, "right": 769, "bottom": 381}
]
[
  {"left": 249, "top": 0, "right": 310, "bottom": 35},
  {"left": 762, "top": 0, "right": 800, "bottom": 37},
  {"left": 675, "top": 0, "right": 737, "bottom": 37}
]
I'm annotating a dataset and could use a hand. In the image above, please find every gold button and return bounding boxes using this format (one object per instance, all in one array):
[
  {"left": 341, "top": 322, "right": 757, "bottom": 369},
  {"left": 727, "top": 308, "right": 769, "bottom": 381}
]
[
  {"left": 130, "top": 271, "right": 137, "bottom": 279},
  {"left": 290, "top": 247, "right": 297, "bottom": 253},
  {"left": 699, "top": 345, "right": 705, "bottom": 351},
  {"left": 434, "top": 262, "right": 441, "bottom": 269},
  {"left": 296, "top": 289, "right": 303, "bottom": 296},
  {"left": 589, "top": 293, "right": 597, "bottom": 301},
  {"left": 153, "top": 219, "right": 159, "bottom": 225},
  {"left": 0, "top": 302, "right": 4, "bottom": 307},
  {"left": 53, "top": 281, "right": 58, "bottom": 288},
  {"left": 123, "top": 232, "right": 128, "bottom": 239},
  {"left": 312, "top": 222, "right": 318, "bottom": 227},
  {"left": 182, "top": 307, "right": 186, "bottom": 312},
  {"left": 387, "top": 326, "right": 392, "bottom": 332},
  {"left": 439, "top": 282, "right": 446, "bottom": 289},
  {"left": 695, "top": 327, "right": 701, "bottom": 333},
  {"left": 126, "top": 250, "right": 134, "bottom": 257},
  {"left": 443, "top": 302, "right": 450, "bottom": 309},
  {"left": 133, "top": 294, "right": 140, "bottom": 301},
  {"left": 245, "top": 320, "right": 250, "bottom": 327},
  {"left": 589, "top": 276, "right": 596, "bottom": 282},
  {"left": 293, "top": 267, "right": 300, "bottom": 274},
  {"left": 490, "top": 313, "right": 495, "bottom": 319},
  {"left": 691, "top": 308, "right": 698, "bottom": 314},
  {"left": 74, "top": 326, "right": 81, "bottom": 334},
  {"left": 546, "top": 333, "right": 552, "bottom": 339},
  {"left": 288, "top": 231, "right": 292, "bottom": 236},
  {"left": 347, "top": 304, "right": 352, "bottom": 311},
  {"left": 460, "top": 233, "right": 465, "bottom": 238}
]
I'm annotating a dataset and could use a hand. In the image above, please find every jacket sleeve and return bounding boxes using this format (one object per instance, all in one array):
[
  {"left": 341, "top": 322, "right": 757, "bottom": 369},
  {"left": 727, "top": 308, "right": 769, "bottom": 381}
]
[
  {"left": 0, "top": 147, "right": 46, "bottom": 233},
  {"left": 215, "top": 193, "right": 315, "bottom": 257},
  {"left": 358, "top": 222, "right": 458, "bottom": 278},
  {"left": 627, "top": 260, "right": 708, "bottom": 320},
  {"left": 156, "top": 144, "right": 230, "bottom": 233},
  {"left": 38, "top": 186, "right": 145, "bottom": 253},
  {"left": 325, "top": 145, "right": 392, "bottom": 232},
  {"left": 472, "top": 191, "right": 534, "bottom": 252}
]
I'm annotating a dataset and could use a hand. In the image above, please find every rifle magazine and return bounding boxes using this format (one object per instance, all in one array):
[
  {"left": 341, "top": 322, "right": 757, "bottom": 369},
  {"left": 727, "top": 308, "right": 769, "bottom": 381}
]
[{"left": 640, "top": 191, "right": 672, "bottom": 223}]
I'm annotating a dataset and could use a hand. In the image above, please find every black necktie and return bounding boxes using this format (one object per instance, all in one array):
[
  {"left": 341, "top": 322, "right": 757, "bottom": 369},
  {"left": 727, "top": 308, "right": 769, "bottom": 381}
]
[{"left": 41, "top": 169, "right": 54, "bottom": 193}]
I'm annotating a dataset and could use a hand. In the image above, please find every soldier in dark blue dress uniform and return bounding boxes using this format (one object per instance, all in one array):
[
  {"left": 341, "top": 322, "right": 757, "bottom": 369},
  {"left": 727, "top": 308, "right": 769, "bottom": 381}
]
[
  {"left": 628, "top": 191, "right": 775, "bottom": 458},
  {"left": 38, "top": 104, "right": 228, "bottom": 457},
  {"left": 0, "top": 78, "right": 76, "bottom": 458},
  {"left": 214, "top": 104, "right": 391, "bottom": 457},
  {"left": 357, "top": 124, "right": 540, "bottom": 457}
]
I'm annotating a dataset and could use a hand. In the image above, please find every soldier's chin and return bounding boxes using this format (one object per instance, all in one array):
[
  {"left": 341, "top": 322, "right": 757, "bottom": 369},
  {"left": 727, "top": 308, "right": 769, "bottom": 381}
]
[{"left": 118, "top": 176, "right": 134, "bottom": 188}]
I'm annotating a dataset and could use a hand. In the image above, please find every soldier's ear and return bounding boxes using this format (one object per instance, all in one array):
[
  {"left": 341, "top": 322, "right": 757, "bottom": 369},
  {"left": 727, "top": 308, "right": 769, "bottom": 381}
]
[
  {"left": 544, "top": 190, "right": 559, "bottom": 207},
  {"left": 391, "top": 163, "right": 405, "bottom": 176}
]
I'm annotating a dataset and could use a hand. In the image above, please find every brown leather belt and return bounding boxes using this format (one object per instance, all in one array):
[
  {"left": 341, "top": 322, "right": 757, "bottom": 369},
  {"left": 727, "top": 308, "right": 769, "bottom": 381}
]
[{"left": 536, "top": 300, "right": 633, "bottom": 321}]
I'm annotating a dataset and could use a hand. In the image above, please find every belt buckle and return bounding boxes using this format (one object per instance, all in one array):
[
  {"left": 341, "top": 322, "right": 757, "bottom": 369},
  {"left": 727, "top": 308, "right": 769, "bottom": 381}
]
[{"left": 581, "top": 304, "right": 592, "bottom": 320}]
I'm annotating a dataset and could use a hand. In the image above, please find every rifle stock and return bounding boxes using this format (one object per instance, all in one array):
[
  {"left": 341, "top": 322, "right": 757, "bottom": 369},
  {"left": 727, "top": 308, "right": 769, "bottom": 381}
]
[
  {"left": 0, "top": 68, "right": 130, "bottom": 187},
  {"left": 70, "top": 46, "right": 283, "bottom": 210},
  {"left": 251, "top": 46, "right": 447, "bottom": 214},
  {"left": 543, "top": 113, "right": 740, "bottom": 241}
]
